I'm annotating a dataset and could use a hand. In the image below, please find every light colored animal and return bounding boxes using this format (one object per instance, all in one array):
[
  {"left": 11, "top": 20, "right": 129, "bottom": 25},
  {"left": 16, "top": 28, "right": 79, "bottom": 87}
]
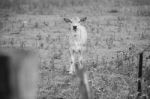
[{"left": 64, "top": 17, "right": 87, "bottom": 74}]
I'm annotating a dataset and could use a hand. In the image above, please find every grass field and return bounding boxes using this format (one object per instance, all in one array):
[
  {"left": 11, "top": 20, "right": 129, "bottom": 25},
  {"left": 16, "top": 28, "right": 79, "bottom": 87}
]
[{"left": 0, "top": 1, "right": 150, "bottom": 99}]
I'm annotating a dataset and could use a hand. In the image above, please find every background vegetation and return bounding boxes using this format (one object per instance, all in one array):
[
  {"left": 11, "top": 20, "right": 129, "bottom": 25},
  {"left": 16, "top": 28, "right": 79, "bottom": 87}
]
[{"left": 0, "top": 0, "right": 150, "bottom": 99}]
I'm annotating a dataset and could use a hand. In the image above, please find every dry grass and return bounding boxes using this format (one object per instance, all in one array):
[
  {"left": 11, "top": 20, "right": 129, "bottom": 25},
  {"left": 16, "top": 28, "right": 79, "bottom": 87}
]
[{"left": 0, "top": 1, "right": 150, "bottom": 99}]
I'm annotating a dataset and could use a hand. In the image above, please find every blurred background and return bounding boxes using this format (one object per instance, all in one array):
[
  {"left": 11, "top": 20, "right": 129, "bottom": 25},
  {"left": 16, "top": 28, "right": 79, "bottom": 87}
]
[
  {"left": 0, "top": 0, "right": 150, "bottom": 99},
  {"left": 0, "top": 0, "right": 150, "bottom": 15}
]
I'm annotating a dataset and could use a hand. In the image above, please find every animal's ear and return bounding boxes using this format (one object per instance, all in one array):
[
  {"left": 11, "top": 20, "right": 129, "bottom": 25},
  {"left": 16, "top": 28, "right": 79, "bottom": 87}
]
[
  {"left": 64, "top": 18, "right": 72, "bottom": 23},
  {"left": 80, "top": 17, "right": 87, "bottom": 22}
]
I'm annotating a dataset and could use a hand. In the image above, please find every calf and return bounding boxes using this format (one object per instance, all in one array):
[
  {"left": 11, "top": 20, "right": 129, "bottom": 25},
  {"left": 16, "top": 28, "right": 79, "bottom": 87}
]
[{"left": 64, "top": 17, "right": 87, "bottom": 74}]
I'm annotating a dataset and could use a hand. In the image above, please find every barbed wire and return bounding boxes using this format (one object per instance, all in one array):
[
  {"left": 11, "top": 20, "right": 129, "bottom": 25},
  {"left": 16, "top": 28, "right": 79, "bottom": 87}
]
[{"left": 115, "top": 44, "right": 150, "bottom": 62}]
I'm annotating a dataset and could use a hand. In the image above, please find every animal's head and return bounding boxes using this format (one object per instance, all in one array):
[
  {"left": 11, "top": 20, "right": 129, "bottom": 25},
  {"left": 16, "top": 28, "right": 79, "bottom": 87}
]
[{"left": 64, "top": 17, "right": 87, "bottom": 32}]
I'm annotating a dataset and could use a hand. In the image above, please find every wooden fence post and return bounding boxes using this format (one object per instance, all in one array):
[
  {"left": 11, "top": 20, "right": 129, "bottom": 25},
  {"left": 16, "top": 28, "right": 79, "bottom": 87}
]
[
  {"left": 137, "top": 52, "right": 143, "bottom": 97},
  {"left": 0, "top": 48, "right": 39, "bottom": 99}
]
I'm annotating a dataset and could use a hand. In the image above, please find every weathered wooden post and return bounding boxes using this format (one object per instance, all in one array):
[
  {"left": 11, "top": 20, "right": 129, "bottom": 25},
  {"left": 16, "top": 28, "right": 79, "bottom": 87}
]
[
  {"left": 0, "top": 48, "right": 39, "bottom": 99},
  {"left": 0, "top": 54, "right": 11, "bottom": 99},
  {"left": 138, "top": 52, "right": 143, "bottom": 95},
  {"left": 136, "top": 52, "right": 144, "bottom": 99}
]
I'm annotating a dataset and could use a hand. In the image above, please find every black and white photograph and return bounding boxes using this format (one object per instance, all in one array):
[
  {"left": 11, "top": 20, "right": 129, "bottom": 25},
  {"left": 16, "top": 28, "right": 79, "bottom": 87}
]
[{"left": 0, "top": 0, "right": 150, "bottom": 99}]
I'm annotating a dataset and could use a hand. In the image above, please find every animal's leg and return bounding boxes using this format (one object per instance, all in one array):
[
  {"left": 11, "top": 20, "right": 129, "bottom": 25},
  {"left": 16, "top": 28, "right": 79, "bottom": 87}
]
[
  {"left": 69, "top": 49, "right": 75, "bottom": 74},
  {"left": 79, "top": 50, "right": 83, "bottom": 69},
  {"left": 70, "top": 55, "right": 75, "bottom": 74}
]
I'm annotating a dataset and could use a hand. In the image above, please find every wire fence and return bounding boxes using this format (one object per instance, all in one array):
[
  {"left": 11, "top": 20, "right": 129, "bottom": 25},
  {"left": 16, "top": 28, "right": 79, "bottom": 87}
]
[{"left": 116, "top": 44, "right": 150, "bottom": 99}]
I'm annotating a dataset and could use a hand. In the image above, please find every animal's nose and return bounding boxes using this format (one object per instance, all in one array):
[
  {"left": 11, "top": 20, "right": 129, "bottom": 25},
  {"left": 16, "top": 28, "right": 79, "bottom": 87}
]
[{"left": 73, "top": 26, "right": 77, "bottom": 30}]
